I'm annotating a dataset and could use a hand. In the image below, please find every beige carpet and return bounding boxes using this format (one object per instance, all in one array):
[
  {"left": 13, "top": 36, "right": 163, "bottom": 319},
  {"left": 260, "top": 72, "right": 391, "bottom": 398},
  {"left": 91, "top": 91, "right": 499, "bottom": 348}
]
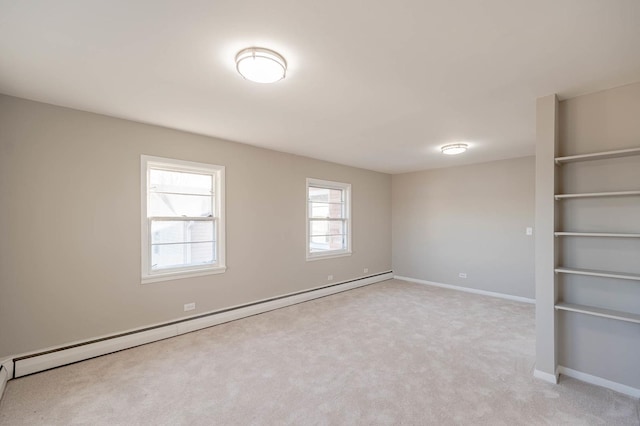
[{"left": 0, "top": 279, "right": 638, "bottom": 425}]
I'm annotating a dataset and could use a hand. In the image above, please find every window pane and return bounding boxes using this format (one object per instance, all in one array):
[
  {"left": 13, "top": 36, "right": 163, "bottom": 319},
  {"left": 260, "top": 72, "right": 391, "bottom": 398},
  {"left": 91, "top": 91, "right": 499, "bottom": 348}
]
[
  {"left": 151, "top": 220, "right": 214, "bottom": 244},
  {"left": 309, "top": 201, "right": 344, "bottom": 219},
  {"left": 149, "top": 193, "right": 213, "bottom": 217},
  {"left": 310, "top": 235, "right": 346, "bottom": 252},
  {"left": 150, "top": 169, "right": 212, "bottom": 195},
  {"left": 308, "top": 187, "right": 343, "bottom": 203},
  {"left": 151, "top": 242, "right": 216, "bottom": 270},
  {"left": 310, "top": 220, "right": 345, "bottom": 236}
]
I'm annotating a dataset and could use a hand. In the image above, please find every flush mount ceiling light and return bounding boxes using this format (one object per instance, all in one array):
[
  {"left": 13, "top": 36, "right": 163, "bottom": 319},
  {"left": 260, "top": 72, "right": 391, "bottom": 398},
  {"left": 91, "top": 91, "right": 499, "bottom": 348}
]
[
  {"left": 235, "top": 47, "right": 287, "bottom": 84},
  {"left": 441, "top": 143, "right": 468, "bottom": 155}
]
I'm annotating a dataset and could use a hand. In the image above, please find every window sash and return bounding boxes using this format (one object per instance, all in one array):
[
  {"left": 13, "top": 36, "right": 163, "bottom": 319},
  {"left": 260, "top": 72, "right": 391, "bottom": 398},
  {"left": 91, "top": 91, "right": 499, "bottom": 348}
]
[
  {"left": 149, "top": 217, "right": 216, "bottom": 244},
  {"left": 306, "top": 178, "right": 351, "bottom": 260},
  {"left": 150, "top": 241, "right": 216, "bottom": 271},
  {"left": 149, "top": 168, "right": 214, "bottom": 196},
  {"left": 142, "top": 155, "right": 226, "bottom": 283},
  {"left": 309, "top": 219, "right": 347, "bottom": 237},
  {"left": 308, "top": 201, "right": 346, "bottom": 219},
  {"left": 147, "top": 216, "right": 218, "bottom": 272}
]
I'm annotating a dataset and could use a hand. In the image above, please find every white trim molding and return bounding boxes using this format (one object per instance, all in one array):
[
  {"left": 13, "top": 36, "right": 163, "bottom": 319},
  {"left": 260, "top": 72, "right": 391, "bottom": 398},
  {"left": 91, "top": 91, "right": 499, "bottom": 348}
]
[
  {"left": 7, "top": 272, "right": 392, "bottom": 380},
  {"left": 534, "top": 368, "right": 559, "bottom": 384},
  {"left": 140, "top": 155, "right": 226, "bottom": 284},
  {"left": 394, "top": 275, "right": 535, "bottom": 304},
  {"left": 558, "top": 366, "right": 640, "bottom": 398},
  {"left": 306, "top": 177, "right": 352, "bottom": 261}
]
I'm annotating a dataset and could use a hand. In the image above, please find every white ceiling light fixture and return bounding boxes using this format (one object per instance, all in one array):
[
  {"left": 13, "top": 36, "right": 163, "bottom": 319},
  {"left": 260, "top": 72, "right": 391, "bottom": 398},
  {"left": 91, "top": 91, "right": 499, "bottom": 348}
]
[
  {"left": 441, "top": 143, "right": 468, "bottom": 155},
  {"left": 235, "top": 47, "right": 287, "bottom": 84}
]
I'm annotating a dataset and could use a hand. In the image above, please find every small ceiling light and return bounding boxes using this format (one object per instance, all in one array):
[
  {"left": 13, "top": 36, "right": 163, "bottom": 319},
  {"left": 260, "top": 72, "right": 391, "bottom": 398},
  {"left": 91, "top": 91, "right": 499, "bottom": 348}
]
[
  {"left": 441, "top": 143, "right": 468, "bottom": 155},
  {"left": 235, "top": 47, "right": 287, "bottom": 84}
]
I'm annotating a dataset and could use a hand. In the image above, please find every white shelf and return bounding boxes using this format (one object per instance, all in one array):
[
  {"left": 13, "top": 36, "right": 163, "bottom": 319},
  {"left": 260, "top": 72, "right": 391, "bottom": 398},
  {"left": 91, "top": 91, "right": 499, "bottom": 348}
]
[
  {"left": 555, "top": 302, "right": 640, "bottom": 324},
  {"left": 555, "top": 190, "right": 640, "bottom": 200},
  {"left": 555, "top": 267, "right": 640, "bottom": 281},
  {"left": 554, "top": 232, "right": 640, "bottom": 238},
  {"left": 555, "top": 147, "right": 640, "bottom": 165}
]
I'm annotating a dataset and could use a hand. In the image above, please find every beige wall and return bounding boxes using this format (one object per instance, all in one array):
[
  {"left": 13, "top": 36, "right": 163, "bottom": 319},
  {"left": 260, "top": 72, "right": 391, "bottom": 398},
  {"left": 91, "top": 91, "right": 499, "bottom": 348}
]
[
  {"left": 0, "top": 95, "right": 391, "bottom": 359},
  {"left": 392, "top": 157, "right": 535, "bottom": 299},
  {"left": 556, "top": 82, "right": 640, "bottom": 388}
]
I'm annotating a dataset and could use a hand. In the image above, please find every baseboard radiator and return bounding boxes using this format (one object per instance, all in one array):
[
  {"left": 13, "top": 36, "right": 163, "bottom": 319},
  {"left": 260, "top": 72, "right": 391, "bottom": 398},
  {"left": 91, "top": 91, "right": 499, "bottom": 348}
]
[
  {"left": 0, "top": 364, "right": 9, "bottom": 401},
  {"left": 6, "top": 272, "right": 393, "bottom": 380}
]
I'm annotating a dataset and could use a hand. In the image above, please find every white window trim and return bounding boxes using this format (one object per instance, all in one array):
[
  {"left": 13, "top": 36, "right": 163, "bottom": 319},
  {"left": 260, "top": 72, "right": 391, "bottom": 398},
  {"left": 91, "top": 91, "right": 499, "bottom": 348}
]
[
  {"left": 306, "top": 178, "right": 352, "bottom": 261},
  {"left": 141, "top": 155, "right": 226, "bottom": 284}
]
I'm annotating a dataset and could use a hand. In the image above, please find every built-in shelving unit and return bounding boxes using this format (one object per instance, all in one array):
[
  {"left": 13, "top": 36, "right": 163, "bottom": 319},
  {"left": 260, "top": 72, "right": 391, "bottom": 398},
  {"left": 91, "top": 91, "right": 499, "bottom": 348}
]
[
  {"left": 555, "top": 147, "right": 640, "bottom": 165},
  {"left": 555, "top": 267, "right": 640, "bottom": 281},
  {"left": 554, "top": 232, "right": 640, "bottom": 238},
  {"left": 555, "top": 302, "right": 640, "bottom": 324},
  {"left": 554, "top": 190, "right": 640, "bottom": 200},
  {"left": 553, "top": 146, "right": 640, "bottom": 326}
]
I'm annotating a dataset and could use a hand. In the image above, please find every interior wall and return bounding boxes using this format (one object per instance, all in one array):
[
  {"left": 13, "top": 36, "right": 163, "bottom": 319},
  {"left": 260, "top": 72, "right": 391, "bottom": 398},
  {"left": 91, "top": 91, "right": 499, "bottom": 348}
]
[
  {"left": 0, "top": 95, "right": 392, "bottom": 359},
  {"left": 556, "top": 81, "right": 640, "bottom": 388},
  {"left": 391, "top": 157, "right": 535, "bottom": 299}
]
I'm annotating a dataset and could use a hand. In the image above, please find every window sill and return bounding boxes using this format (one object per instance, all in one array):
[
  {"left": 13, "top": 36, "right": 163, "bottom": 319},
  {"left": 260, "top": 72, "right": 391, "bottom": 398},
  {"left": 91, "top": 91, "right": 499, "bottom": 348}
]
[
  {"left": 141, "top": 266, "right": 226, "bottom": 284},
  {"left": 306, "top": 251, "right": 352, "bottom": 262}
]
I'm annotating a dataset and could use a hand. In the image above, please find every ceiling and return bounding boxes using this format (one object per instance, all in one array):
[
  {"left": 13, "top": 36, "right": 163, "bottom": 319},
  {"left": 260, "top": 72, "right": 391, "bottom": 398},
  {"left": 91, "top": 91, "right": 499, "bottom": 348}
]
[{"left": 1, "top": 1, "right": 640, "bottom": 174}]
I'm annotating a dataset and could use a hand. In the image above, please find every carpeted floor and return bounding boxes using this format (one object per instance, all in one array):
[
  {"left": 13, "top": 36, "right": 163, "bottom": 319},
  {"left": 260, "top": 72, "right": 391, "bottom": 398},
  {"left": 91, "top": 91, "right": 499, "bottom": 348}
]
[{"left": 1, "top": 279, "right": 639, "bottom": 425}]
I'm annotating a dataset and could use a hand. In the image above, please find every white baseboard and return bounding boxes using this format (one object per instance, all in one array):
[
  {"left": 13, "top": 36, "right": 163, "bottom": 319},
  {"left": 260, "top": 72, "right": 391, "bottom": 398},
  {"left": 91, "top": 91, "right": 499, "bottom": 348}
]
[
  {"left": 533, "top": 368, "right": 559, "bottom": 384},
  {"left": 558, "top": 366, "right": 640, "bottom": 398},
  {"left": 394, "top": 275, "right": 535, "bottom": 304},
  {"left": 10, "top": 272, "right": 393, "bottom": 379}
]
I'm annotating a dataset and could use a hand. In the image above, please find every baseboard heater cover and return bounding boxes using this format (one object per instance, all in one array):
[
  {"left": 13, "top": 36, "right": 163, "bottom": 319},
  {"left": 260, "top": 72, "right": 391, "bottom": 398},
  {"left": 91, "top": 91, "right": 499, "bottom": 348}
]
[
  {"left": 0, "top": 363, "right": 9, "bottom": 401},
  {"left": 11, "top": 272, "right": 393, "bottom": 379}
]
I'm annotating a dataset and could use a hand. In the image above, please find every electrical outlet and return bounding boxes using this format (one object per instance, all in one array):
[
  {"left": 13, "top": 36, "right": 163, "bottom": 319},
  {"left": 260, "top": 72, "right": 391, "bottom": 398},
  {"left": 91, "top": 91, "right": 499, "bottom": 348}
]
[
  {"left": 364, "top": 268, "right": 369, "bottom": 273},
  {"left": 184, "top": 302, "right": 196, "bottom": 312},
  {"left": 459, "top": 273, "right": 467, "bottom": 279},
  {"left": 526, "top": 227, "right": 533, "bottom": 236},
  {"left": 327, "top": 275, "right": 333, "bottom": 281}
]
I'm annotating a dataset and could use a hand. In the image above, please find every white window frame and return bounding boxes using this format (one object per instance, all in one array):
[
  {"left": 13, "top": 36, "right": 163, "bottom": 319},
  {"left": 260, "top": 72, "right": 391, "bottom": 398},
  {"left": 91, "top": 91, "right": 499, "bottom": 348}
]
[
  {"left": 306, "top": 178, "right": 352, "bottom": 261},
  {"left": 141, "top": 155, "right": 226, "bottom": 284}
]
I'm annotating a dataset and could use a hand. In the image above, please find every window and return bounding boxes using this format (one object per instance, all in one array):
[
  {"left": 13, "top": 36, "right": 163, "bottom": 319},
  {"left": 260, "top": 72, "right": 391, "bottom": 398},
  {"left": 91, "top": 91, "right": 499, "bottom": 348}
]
[
  {"left": 141, "top": 155, "right": 225, "bottom": 283},
  {"left": 306, "top": 178, "right": 351, "bottom": 260}
]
